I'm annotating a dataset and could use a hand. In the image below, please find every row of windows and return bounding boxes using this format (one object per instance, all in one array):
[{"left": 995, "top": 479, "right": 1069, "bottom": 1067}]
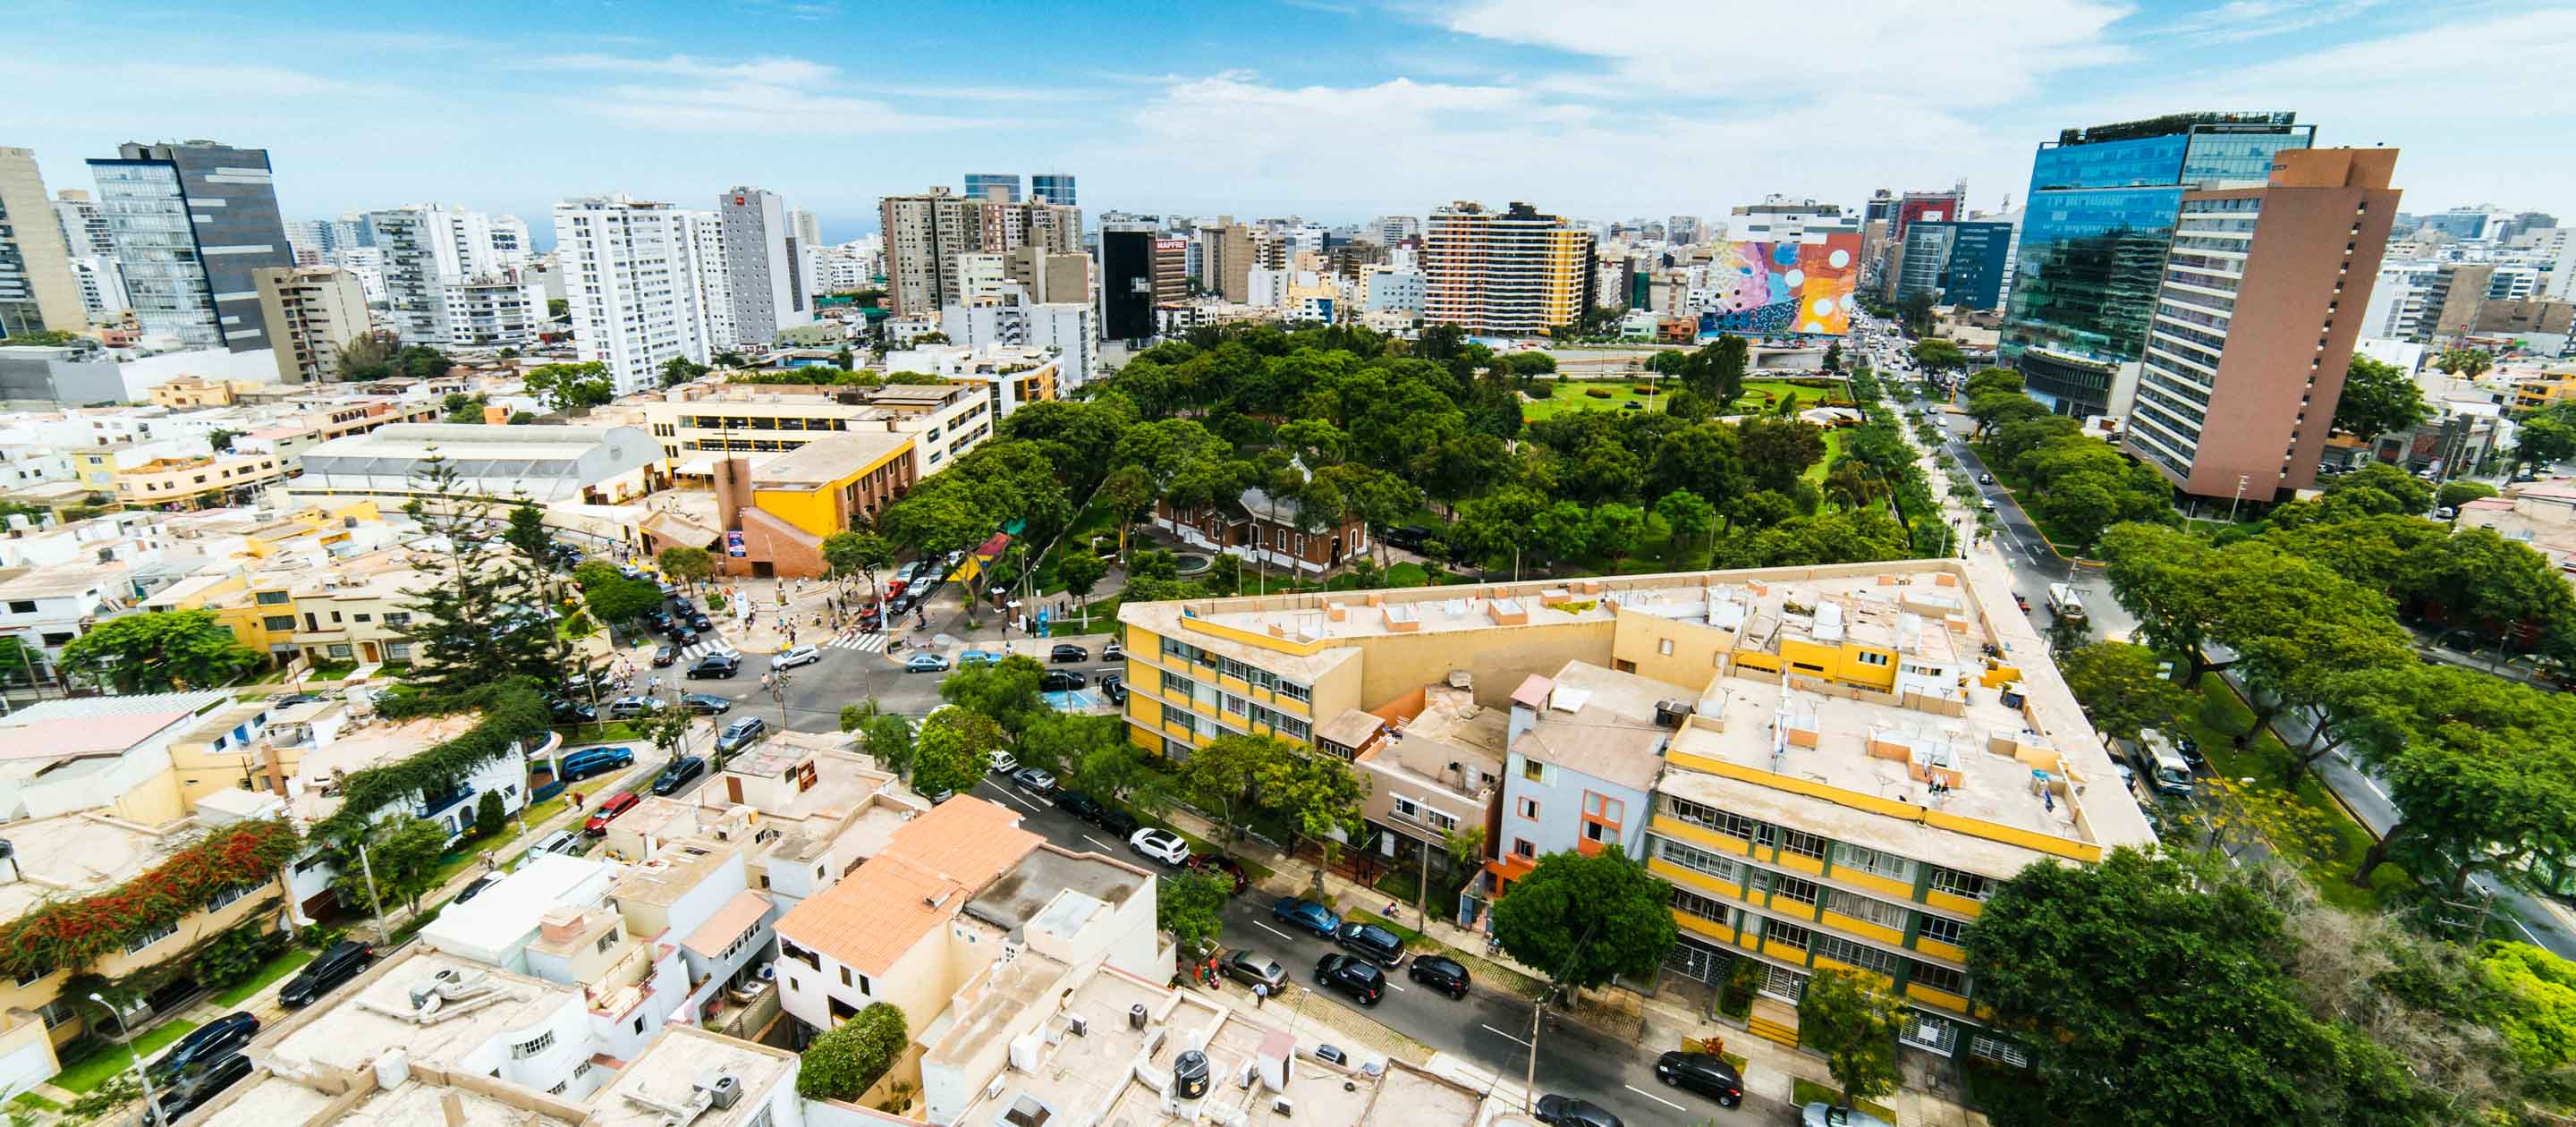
[
  {"left": 1653, "top": 835, "right": 1960, "bottom": 943},
  {"left": 1158, "top": 638, "right": 1311, "bottom": 701}
]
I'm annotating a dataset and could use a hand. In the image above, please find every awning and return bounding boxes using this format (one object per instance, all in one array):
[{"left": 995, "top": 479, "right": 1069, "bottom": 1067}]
[
  {"left": 682, "top": 890, "right": 772, "bottom": 959},
  {"left": 640, "top": 512, "right": 722, "bottom": 549}
]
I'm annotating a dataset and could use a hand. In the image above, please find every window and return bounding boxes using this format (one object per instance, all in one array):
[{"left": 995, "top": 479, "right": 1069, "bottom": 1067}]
[
  {"left": 856, "top": 972, "right": 872, "bottom": 996},
  {"left": 1917, "top": 914, "right": 1966, "bottom": 946},
  {"left": 1855, "top": 650, "right": 1891, "bottom": 666},
  {"left": 1521, "top": 758, "right": 1543, "bottom": 783},
  {"left": 1653, "top": 835, "right": 1741, "bottom": 884},
  {"left": 123, "top": 921, "right": 178, "bottom": 953},
  {"left": 1512, "top": 838, "right": 1536, "bottom": 860},
  {"left": 1670, "top": 886, "right": 1733, "bottom": 926},
  {"left": 1928, "top": 866, "right": 1993, "bottom": 901},
  {"left": 1515, "top": 797, "right": 1538, "bottom": 820},
  {"left": 1778, "top": 828, "right": 1827, "bottom": 860},
  {"left": 634, "top": 1016, "right": 646, "bottom": 1035},
  {"left": 1910, "top": 960, "right": 1968, "bottom": 996},
  {"left": 38, "top": 1000, "right": 76, "bottom": 1029},
  {"left": 1658, "top": 639, "right": 1674, "bottom": 656},
  {"left": 1813, "top": 934, "right": 1902, "bottom": 976},
  {"left": 1658, "top": 795, "right": 1764, "bottom": 842},
  {"left": 513, "top": 1030, "right": 555, "bottom": 1059},
  {"left": 254, "top": 590, "right": 291, "bottom": 606},
  {"left": 840, "top": 966, "right": 852, "bottom": 987},
  {"left": 1771, "top": 874, "right": 1821, "bottom": 907},
  {"left": 1765, "top": 919, "right": 1813, "bottom": 953},
  {"left": 204, "top": 883, "right": 255, "bottom": 912},
  {"left": 1823, "top": 888, "right": 1909, "bottom": 930},
  {"left": 1970, "top": 1034, "right": 2029, "bottom": 1068},
  {"left": 1392, "top": 794, "right": 1421, "bottom": 820},
  {"left": 385, "top": 612, "right": 411, "bottom": 628},
  {"left": 13, "top": 965, "right": 45, "bottom": 987},
  {"left": 327, "top": 643, "right": 352, "bottom": 659},
  {"left": 1832, "top": 843, "right": 1919, "bottom": 884},
  {"left": 1425, "top": 808, "right": 1458, "bottom": 832},
  {"left": 596, "top": 931, "right": 618, "bottom": 953},
  {"left": 263, "top": 614, "right": 296, "bottom": 631}
]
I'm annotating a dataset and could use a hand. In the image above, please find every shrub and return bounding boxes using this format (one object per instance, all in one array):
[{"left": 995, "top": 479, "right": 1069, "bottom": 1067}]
[
  {"left": 1585, "top": 388, "right": 1612, "bottom": 399},
  {"left": 1720, "top": 957, "right": 1759, "bottom": 1018},
  {"left": 1525, "top": 381, "right": 1555, "bottom": 399},
  {"left": 473, "top": 790, "right": 505, "bottom": 839},
  {"left": 1631, "top": 386, "right": 1653, "bottom": 394},
  {"left": 797, "top": 1002, "right": 908, "bottom": 1100}
]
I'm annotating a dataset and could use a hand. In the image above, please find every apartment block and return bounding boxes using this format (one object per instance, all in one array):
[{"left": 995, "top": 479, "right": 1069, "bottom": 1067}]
[
  {"left": 1114, "top": 561, "right": 2152, "bottom": 1059},
  {"left": 0, "top": 148, "right": 83, "bottom": 335},
  {"left": 87, "top": 140, "right": 293, "bottom": 352},
  {"left": 716, "top": 186, "right": 811, "bottom": 348},
  {"left": 639, "top": 378, "right": 991, "bottom": 479},
  {"left": 555, "top": 196, "right": 718, "bottom": 394},
  {"left": 111, "top": 449, "right": 286, "bottom": 510},
  {"left": 878, "top": 187, "right": 1082, "bottom": 318},
  {"left": 369, "top": 204, "right": 535, "bottom": 346},
  {"left": 1422, "top": 200, "right": 1597, "bottom": 338},
  {"left": 2125, "top": 148, "right": 2402, "bottom": 500},
  {"left": 1199, "top": 220, "right": 1258, "bottom": 304},
  {"left": 251, "top": 265, "right": 368, "bottom": 383}
]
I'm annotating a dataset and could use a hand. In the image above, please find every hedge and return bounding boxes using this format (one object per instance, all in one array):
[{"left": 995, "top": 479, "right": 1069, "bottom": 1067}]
[
  {"left": 310, "top": 680, "right": 551, "bottom": 844},
  {"left": 0, "top": 818, "right": 301, "bottom": 977}
]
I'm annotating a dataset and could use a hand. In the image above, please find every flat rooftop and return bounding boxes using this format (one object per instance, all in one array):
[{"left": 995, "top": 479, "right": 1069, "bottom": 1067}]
[
  {"left": 263, "top": 948, "right": 584, "bottom": 1077},
  {"left": 750, "top": 431, "right": 911, "bottom": 487},
  {"left": 1514, "top": 662, "right": 1674, "bottom": 792},
  {"left": 962, "top": 844, "right": 1149, "bottom": 936},
  {"left": 580, "top": 1026, "right": 798, "bottom": 1127},
  {"left": 286, "top": 712, "right": 487, "bottom": 822},
  {"left": 0, "top": 561, "right": 129, "bottom": 598},
  {"left": 607, "top": 838, "right": 737, "bottom": 907},
  {"left": 0, "top": 813, "right": 195, "bottom": 925},
  {"left": 204, "top": 1073, "right": 580, "bottom": 1127}
]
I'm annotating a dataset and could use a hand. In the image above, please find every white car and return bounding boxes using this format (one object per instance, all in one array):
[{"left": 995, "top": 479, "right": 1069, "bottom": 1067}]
[
  {"left": 771, "top": 644, "right": 821, "bottom": 671},
  {"left": 988, "top": 750, "right": 1019, "bottom": 774},
  {"left": 1129, "top": 827, "right": 1191, "bottom": 866}
]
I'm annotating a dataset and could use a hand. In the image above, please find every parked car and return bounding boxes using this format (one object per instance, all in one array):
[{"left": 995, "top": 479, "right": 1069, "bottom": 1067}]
[
  {"left": 280, "top": 940, "right": 375, "bottom": 1008},
  {"left": 667, "top": 624, "right": 699, "bottom": 647},
  {"left": 957, "top": 649, "right": 1004, "bottom": 667},
  {"left": 1041, "top": 670, "right": 1088, "bottom": 691},
  {"left": 1978, "top": 473, "right": 1994, "bottom": 484},
  {"left": 1129, "top": 827, "right": 1191, "bottom": 865},
  {"left": 686, "top": 611, "right": 713, "bottom": 631},
  {"left": 1335, "top": 921, "right": 1407, "bottom": 968},
  {"left": 605, "top": 697, "right": 663, "bottom": 721},
  {"left": 1270, "top": 896, "right": 1342, "bottom": 936},
  {"left": 538, "top": 829, "right": 583, "bottom": 855},
  {"left": 1186, "top": 854, "right": 1248, "bottom": 894},
  {"left": 1408, "top": 954, "right": 1471, "bottom": 998},
  {"left": 651, "top": 642, "right": 679, "bottom": 667},
  {"left": 559, "top": 745, "right": 635, "bottom": 781},
  {"left": 454, "top": 874, "right": 496, "bottom": 903},
  {"left": 547, "top": 696, "right": 597, "bottom": 724},
  {"left": 148, "top": 1012, "right": 259, "bottom": 1082},
  {"left": 1221, "top": 950, "right": 1287, "bottom": 992},
  {"left": 1099, "top": 673, "right": 1127, "bottom": 704},
  {"left": 772, "top": 644, "right": 821, "bottom": 671},
  {"left": 1049, "top": 643, "right": 1089, "bottom": 664},
  {"left": 680, "top": 693, "right": 732, "bottom": 715},
  {"left": 1534, "top": 1094, "right": 1624, "bottom": 1127},
  {"left": 987, "top": 749, "right": 1020, "bottom": 774},
  {"left": 905, "top": 653, "right": 951, "bottom": 673},
  {"left": 1101, "top": 639, "right": 1125, "bottom": 662},
  {"left": 652, "top": 756, "right": 708, "bottom": 795},
  {"left": 154, "top": 1051, "right": 253, "bottom": 1122},
  {"left": 585, "top": 791, "right": 641, "bottom": 834},
  {"left": 1654, "top": 1051, "right": 1744, "bottom": 1108},
  {"left": 716, "top": 717, "right": 767, "bottom": 754},
  {"left": 1054, "top": 790, "right": 1106, "bottom": 822},
  {"left": 1011, "top": 767, "right": 1058, "bottom": 794},
  {"left": 1311, "top": 953, "right": 1385, "bottom": 1006},
  {"left": 2173, "top": 732, "right": 2205, "bottom": 769},
  {"left": 688, "top": 653, "right": 740, "bottom": 679},
  {"left": 1800, "top": 1104, "right": 1894, "bottom": 1127},
  {"left": 642, "top": 609, "right": 673, "bottom": 632}
]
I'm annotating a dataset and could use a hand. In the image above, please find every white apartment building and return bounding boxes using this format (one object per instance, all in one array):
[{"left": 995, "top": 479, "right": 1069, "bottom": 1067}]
[
  {"left": 68, "top": 257, "right": 128, "bottom": 320},
  {"left": 1730, "top": 196, "right": 1862, "bottom": 241},
  {"left": 716, "top": 186, "right": 812, "bottom": 349},
  {"left": 369, "top": 204, "right": 538, "bottom": 346},
  {"left": 1369, "top": 214, "right": 1422, "bottom": 244},
  {"left": 938, "top": 293, "right": 1097, "bottom": 386},
  {"left": 555, "top": 195, "right": 717, "bottom": 394},
  {"left": 440, "top": 269, "right": 548, "bottom": 347},
  {"left": 689, "top": 210, "right": 736, "bottom": 356},
  {"left": 1361, "top": 265, "right": 1425, "bottom": 312}
]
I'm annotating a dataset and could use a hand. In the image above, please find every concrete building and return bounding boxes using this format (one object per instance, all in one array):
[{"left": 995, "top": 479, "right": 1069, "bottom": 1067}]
[
  {"left": 52, "top": 190, "right": 111, "bottom": 260},
  {"left": 939, "top": 293, "right": 1097, "bottom": 386},
  {"left": 86, "top": 140, "right": 293, "bottom": 352},
  {"left": 1729, "top": 196, "right": 1861, "bottom": 242},
  {"left": 640, "top": 377, "right": 990, "bottom": 481},
  {"left": 716, "top": 186, "right": 812, "bottom": 348},
  {"left": 1153, "top": 236, "right": 1190, "bottom": 303},
  {"left": 1422, "top": 200, "right": 1597, "bottom": 338},
  {"left": 1199, "top": 220, "right": 1258, "bottom": 304},
  {"left": 370, "top": 204, "right": 537, "bottom": 346},
  {"left": 1360, "top": 265, "right": 1426, "bottom": 313},
  {"left": 66, "top": 255, "right": 129, "bottom": 322},
  {"left": 2125, "top": 148, "right": 2402, "bottom": 500},
  {"left": 437, "top": 268, "right": 547, "bottom": 348},
  {"left": 286, "top": 422, "right": 662, "bottom": 508},
  {"left": 963, "top": 172, "right": 1021, "bottom": 203},
  {"left": 879, "top": 187, "right": 1082, "bottom": 318},
  {"left": 0, "top": 148, "right": 83, "bottom": 335},
  {"left": 1098, "top": 223, "right": 1159, "bottom": 343},
  {"left": 1030, "top": 172, "right": 1077, "bottom": 208},
  {"left": 251, "top": 265, "right": 369, "bottom": 384},
  {"left": 1114, "top": 560, "right": 2153, "bottom": 1055},
  {"left": 555, "top": 196, "right": 717, "bottom": 394}
]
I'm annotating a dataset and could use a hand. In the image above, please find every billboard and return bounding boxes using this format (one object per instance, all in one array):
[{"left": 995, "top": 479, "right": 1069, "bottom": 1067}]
[{"left": 1702, "top": 233, "right": 1862, "bottom": 336}]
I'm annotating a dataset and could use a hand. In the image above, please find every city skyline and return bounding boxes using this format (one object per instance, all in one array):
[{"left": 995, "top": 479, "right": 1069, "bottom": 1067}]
[{"left": 6, "top": 0, "right": 2567, "bottom": 243}]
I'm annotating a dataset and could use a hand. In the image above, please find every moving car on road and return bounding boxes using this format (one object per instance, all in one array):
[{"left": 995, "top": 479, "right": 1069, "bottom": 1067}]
[
  {"left": 905, "top": 653, "right": 950, "bottom": 673},
  {"left": 1049, "top": 643, "right": 1089, "bottom": 663},
  {"left": 1270, "top": 896, "right": 1342, "bottom": 936},
  {"left": 688, "top": 653, "right": 741, "bottom": 679},
  {"left": 1534, "top": 1094, "right": 1624, "bottom": 1127},
  {"left": 1654, "top": 1051, "right": 1744, "bottom": 1108},
  {"left": 651, "top": 756, "right": 707, "bottom": 795},
  {"left": 1408, "top": 954, "right": 1471, "bottom": 999},
  {"left": 280, "top": 940, "right": 375, "bottom": 1008},
  {"left": 1311, "top": 953, "right": 1385, "bottom": 1006},
  {"left": 1129, "top": 827, "right": 1191, "bottom": 865},
  {"left": 771, "top": 645, "right": 820, "bottom": 671},
  {"left": 1101, "top": 640, "right": 1125, "bottom": 662},
  {"left": 652, "top": 642, "right": 680, "bottom": 667},
  {"left": 680, "top": 693, "right": 733, "bottom": 715},
  {"left": 1041, "top": 670, "right": 1088, "bottom": 691},
  {"left": 606, "top": 696, "right": 664, "bottom": 720}
]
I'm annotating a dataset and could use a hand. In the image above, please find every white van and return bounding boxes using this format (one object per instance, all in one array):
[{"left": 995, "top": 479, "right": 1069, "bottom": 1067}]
[{"left": 2131, "top": 728, "right": 2194, "bottom": 797}]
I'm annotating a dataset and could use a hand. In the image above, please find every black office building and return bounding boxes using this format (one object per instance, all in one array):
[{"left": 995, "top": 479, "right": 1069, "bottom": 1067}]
[
  {"left": 88, "top": 141, "right": 292, "bottom": 352},
  {"left": 1098, "top": 225, "right": 1157, "bottom": 343}
]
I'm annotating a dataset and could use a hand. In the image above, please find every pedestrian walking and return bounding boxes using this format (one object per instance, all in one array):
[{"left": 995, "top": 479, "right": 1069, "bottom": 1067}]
[
  {"left": 649, "top": 675, "right": 661, "bottom": 695},
  {"left": 1253, "top": 983, "right": 1268, "bottom": 1007},
  {"left": 480, "top": 850, "right": 497, "bottom": 873}
]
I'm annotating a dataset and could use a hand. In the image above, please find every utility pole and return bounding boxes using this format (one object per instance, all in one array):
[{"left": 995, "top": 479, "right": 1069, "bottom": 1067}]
[
  {"left": 2227, "top": 473, "right": 2250, "bottom": 523},
  {"left": 88, "top": 994, "right": 161, "bottom": 1126},
  {"left": 356, "top": 839, "right": 384, "bottom": 923}
]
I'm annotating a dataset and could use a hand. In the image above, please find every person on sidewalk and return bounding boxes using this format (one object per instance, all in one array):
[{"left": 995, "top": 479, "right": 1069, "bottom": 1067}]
[{"left": 1252, "top": 983, "right": 1268, "bottom": 1007}]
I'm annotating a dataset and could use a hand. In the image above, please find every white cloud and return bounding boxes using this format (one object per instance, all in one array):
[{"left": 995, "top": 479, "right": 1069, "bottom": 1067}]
[
  {"left": 2147, "top": 0, "right": 2390, "bottom": 43},
  {"left": 1441, "top": 0, "right": 2131, "bottom": 106},
  {"left": 531, "top": 52, "right": 1018, "bottom": 134}
]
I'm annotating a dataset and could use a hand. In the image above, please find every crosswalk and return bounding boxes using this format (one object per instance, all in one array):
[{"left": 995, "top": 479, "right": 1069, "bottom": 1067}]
[
  {"left": 679, "top": 639, "right": 741, "bottom": 662},
  {"left": 825, "top": 633, "right": 892, "bottom": 653}
]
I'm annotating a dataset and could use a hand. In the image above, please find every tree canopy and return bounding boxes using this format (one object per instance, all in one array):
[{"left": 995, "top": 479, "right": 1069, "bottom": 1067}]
[
  {"left": 2333, "top": 354, "right": 2434, "bottom": 440},
  {"left": 795, "top": 1001, "right": 907, "bottom": 1100},
  {"left": 59, "top": 608, "right": 265, "bottom": 691},
  {"left": 1487, "top": 846, "right": 1676, "bottom": 993}
]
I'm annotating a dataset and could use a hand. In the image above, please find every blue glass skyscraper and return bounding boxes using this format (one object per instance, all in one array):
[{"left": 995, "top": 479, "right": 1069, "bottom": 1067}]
[{"left": 2002, "top": 112, "right": 2314, "bottom": 416}]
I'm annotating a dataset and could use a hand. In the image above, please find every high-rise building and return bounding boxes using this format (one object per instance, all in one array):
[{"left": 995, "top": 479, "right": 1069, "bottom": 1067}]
[
  {"left": 878, "top": 188, "right": 1082, "bottom": 317},
  {"left": 69, "top": 256, "right": 130, "bottom": 319},
  {"left": 788, "top": 208, "right": 825, "bottom": 298},
  {"left": 2002, "top": 111, "right": 2315, "bottom": 418},
  {"left": 252, "top": 265, "right": 369, "bottom": 383},
  {"left": 1199, "top": 220, "right": 1258, "bottom": 304},
  {"left": 1030, "top": 173, "right": 1076, "bottom": 208},
  {"left": 53, "top": 190, "right": 112, "bottom": 258},
  {"left": 1422, "top": 200, "right": 1597, "bottom": 338},
  {"left": 1152, "top": 238, "right": 1189, "bottom": 304},
  {"left": 964, "top": 173, "right": 1021, "bottom": 203},
  {"left": 0, "top": 148, "right": 84, "bottom": 335},
  {"left": 1004, "top": 245, "right": 1089, "bottom": 305},
  {"left": 1368, "top": 215, "right": 1422, "bottom": 245},
  {"left": 1668, "top": 215, "right": 1703, "bottom": 244},
  {"left": 554, "top": 195, "right": 717, "bottom": 394},
  {"left": 1878, "top": 190, "right": 1965, "bottom": 300},
  {"left": 2124, "top": 148, "right": 2400, "bottom": 500},
  {"left": 1728, "top": 197, "right": 1860, "bottom": 242},
  {"left": 717, "top": 186, "right": 813, "bottom": 348},
  {"left": 87, "top": 140, "right": 292, "bottom": 351},
  {"left": 1098, "top": 223, "right": 1159, "bottom": 343},
  {"left": 687, "top": 209, "right": 736, "bottom": 353},
  {"left": 369, "top": 204, "right": 535, "bottom": 345},
  {"left": 1893, "top": 220, "right": 2018, "bottom": 311}
]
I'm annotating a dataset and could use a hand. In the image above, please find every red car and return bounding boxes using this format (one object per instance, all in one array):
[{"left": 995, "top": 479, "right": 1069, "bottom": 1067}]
[
  {"left": 1187, "top": 854, "right": 1250, "bottom": 895},
  {"left": 584, "top": 792, "right": 640, "bottom": 835}
]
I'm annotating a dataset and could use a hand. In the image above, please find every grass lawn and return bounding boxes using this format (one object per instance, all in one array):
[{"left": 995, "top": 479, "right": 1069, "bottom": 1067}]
[
  {"left": 1792, "top": 1077, "right": 1897, "bottom": 1123},
  {"left": 55, "top": 1018, "right": 200, "bottom": 1093},
  {"left": 13, "top": 1090, "right": 63, "bottom": 1112},
  {"left": 214, "top": 945, "right": 317, "bottom": 1006},
  {"left": 304, "top": 660, "right": 360, "bottom": 682},
  {"left": 2181, "top": 679, "right": 2410, "bottom": 911},
  {"left": 1804, "top": 428, "right": 1847, "bottom": 484},
  {"left": 556, "top": 721, "right": 644, "bottom": 744},
  {"left": 1522, "top": 377, "right": 1844, "bottom": 422}
]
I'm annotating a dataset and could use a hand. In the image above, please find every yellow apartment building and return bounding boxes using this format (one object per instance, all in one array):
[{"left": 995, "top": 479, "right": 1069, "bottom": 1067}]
[
  {"left": 1114, "top": 561, "right": 2154, "bottom": 1065},
  {"left": 113, "top": 452, "right": 287, "bottom": 511},
  {"left": 638, "top": 381, "right": 992, "bottom": 482}
]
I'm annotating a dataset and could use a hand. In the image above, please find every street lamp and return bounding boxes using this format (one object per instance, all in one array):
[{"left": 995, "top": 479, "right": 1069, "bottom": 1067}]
[
  {"left": 88, "top": 993, "right": 161, "bottom": 1126},
  {"left": 2226, "top": 473, "right": 2250, "bottom": 523}
]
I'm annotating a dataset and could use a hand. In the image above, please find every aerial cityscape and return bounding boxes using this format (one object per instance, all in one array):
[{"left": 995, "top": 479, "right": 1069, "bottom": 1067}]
[{"left": 1, "top": 4, "right": 2573, "bottom": 1127}]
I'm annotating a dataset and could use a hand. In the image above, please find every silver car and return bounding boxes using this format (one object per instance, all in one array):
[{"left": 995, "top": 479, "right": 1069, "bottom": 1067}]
[
  {"left": 771, "top": 644, "right": 820, "bottom": 671},
  {"left": 1801, "top": 1104, "right": 1894, "bottom": 1127}
]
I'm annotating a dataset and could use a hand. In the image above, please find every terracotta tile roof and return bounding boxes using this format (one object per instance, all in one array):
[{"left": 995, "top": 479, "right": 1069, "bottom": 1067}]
[
  {"left": 774, "top": 797, "right": 1038, "bottom": 976},
  {"left": 681, "top": 890, "right": 771, "bottom": 959}
]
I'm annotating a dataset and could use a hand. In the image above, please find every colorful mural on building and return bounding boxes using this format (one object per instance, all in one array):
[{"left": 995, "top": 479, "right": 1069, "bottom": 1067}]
[{"left": 1701, "top": 234, "right": 1863, "bottom": 336}]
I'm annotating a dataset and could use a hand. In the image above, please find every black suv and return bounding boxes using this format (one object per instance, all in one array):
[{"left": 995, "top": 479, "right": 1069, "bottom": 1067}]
[
  {"left": 1335, "top": 921, "right": 1407, "bottom": 968},
  {"left": 1407, "top": 954, "right": 1470, "bottom": 998},
  {"left": 1041, "top": 670, "right": 1088, "bottom": 691},
  {"left": 1652, "top": 1050, "right": 1744, "bottom": 1108},
  {"left": 154, "top": 1051, "right": 253, "bottom": 1123},
  {"left": 148, "top": 1011, "right": 260, "bottom": 1081},
  {"left": 1054, "top": 790, "right": 1106, "bottom": 822},
  {"left": 651, "top": 756, "right": 707, "bottom": 795},
  {"left": 688, "top": 653, "right": 740, "bottom": 679},
  {"left": 280, "top": 940, "right": 374, "bottom": 1007},
  {"left": 1312, "top": 953, "right": 1385, "bottom": 1006},
  {"left": 1049, "top": 643, "right": 1089, "bottom": 663}
]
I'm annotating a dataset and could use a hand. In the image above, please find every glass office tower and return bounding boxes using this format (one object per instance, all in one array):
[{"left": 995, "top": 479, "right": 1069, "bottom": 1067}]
[{"left": 2001, "top": 113, "right": 2314, "bottom": 416}]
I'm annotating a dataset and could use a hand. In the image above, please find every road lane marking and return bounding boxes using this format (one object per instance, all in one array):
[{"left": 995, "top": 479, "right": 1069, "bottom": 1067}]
[
  {"left": 1254, "top": 920, "right": 1298, "bottom": 942},
  {"left": 1625, "top": 1085, "right": 1686, "bottom": 1112},
  {"left": 1479, "top": 1024, "right": 1531, "bottom": 1047},
  {"left": 983, "top": 784, "right": 1039, "bottom": 811},
  {"left": 1385, "top": 979, "right": 1404, "bottom": 992},
  {"left": 1083, "top": 835, "right": 1117, "bottom": 852}
]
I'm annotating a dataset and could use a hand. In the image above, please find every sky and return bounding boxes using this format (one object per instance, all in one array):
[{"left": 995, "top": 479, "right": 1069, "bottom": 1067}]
[{"left": 8, "top": 0, "right": 2572, "bottom": 246}]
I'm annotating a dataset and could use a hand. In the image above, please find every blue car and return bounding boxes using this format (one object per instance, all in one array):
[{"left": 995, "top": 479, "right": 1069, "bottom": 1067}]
[
  {"left": 957, "top": 650, "right": 1004, "bottom": 667},
  {"left": 1270, "top": 896, "right": 1343, "bottom": 937}
]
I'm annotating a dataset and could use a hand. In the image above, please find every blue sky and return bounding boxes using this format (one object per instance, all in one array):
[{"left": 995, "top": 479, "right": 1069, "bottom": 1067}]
[{"left": 8, "top": 0, "right": 2570, "bottom": 244}]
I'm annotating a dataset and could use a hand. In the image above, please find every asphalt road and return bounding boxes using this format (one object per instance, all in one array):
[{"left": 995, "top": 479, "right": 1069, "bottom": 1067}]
[{"left": 964, "top": 773, "right": 1792, "bottom": 1126}]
